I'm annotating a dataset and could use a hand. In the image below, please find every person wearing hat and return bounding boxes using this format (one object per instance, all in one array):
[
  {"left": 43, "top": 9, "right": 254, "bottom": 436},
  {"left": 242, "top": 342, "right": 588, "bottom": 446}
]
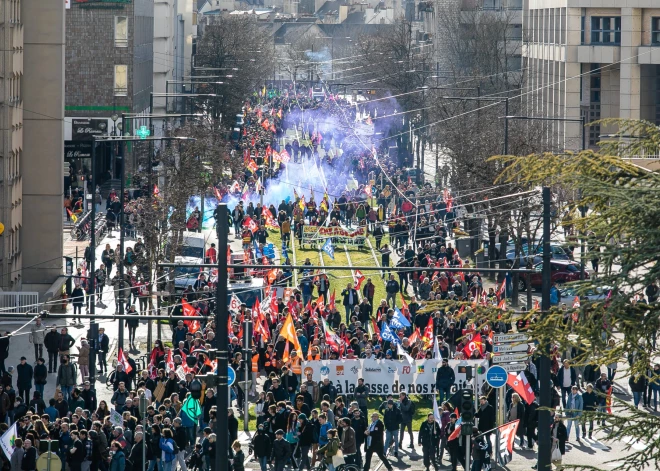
[
  {"left": 297, "top": 413, "right": 314, "bottom": 470},
  {"left": 15, "top": 356, "right": 33, "bottom": 404},
  {"left": 251, "top": 423, "right": 272, "bottom": 471},
  {"left": 271, "top": 429, "right": 291, "bottom": 471}
]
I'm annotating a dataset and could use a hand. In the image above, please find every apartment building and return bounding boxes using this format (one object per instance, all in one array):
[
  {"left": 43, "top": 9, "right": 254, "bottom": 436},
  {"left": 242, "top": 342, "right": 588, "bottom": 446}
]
[
  {"left": 523, "top": 0, "right": 660, "bottom": 152},
  {"left": 0, "top": 0, "right": 65, "bottom": 292}
]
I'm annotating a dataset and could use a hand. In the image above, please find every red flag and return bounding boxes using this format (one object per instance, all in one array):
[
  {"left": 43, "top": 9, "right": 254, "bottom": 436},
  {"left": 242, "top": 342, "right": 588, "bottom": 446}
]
[
  {"left": 496, "top": 420, "right": 520, "bottom": 465},
  {"left": 181, "top": 298, "right": 200, "bottom": 333},
  {"left": 166, "top": 349, "right": 174, "bottom": 372},
  {"left": 572, "top": 296, "right": 580, "bottom": 308},
  {"left": 118, "top": 348, "right": 133, "bottom": 374},
  {"left": 506, "top": 372, "right": 535, "bottom": 405},
  {"left": 421, "top": 316, "right": 434, "bottom": 349},
  {"left": 462, "top": 332, "right": 483, "bottom": 358},
  {"left": 408, "top": 328, "right": 420, "bottom": 344},
  {"left": 242, "top": 216, "right": 258, "bottom": 234},
  {"left": 353, "top": 270, "right": 365, "bottom": 289},
  {"left": 606, "top": 386, "right": 613, "bottom": 414},
  {"left": 533, "top": 299, "right": 540, "bottom": 310},
  {"left": 153, "top": 185, "right": 160, "bottom": 196},
  {"left": 247, "top": 159, "right": 258, "bottom": 174},
  {"left": 448, "top": 424, "right": 462, "bottom": 441},
  {"left": 497, "top": 279, "right": 506, "bottom": 298},
  {"left": 328, "top": 289, "right": 336, "bottom": 310}
]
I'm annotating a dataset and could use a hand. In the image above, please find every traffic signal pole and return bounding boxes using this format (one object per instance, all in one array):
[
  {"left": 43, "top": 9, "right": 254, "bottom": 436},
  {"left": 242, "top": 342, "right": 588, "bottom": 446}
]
[{"left": 216, "top": 204, "right": 229, "bottom": 468}]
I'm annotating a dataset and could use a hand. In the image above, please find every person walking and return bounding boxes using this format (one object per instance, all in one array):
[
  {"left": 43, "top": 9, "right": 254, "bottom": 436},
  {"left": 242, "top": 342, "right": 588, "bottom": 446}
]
[
  {"left": 33, "top": 358, "right": 47, "bottom": 399},
  {"left": 550, "top": 414, "right": 568, "bottom": 471},
  {"left": 44, "top": 325, "right": 60, "bottom": 374},
  {"left": 96, "top": 327, "right": 110, "bottom": 375},
  {"left": 383, "top": 400, "right": 402, "bottom": 458},
  {"left": 418, "top": 413, "right": 441, "bottom": 471},
  {"left": 78, "top": 340, "right": 90, "bottom": 383},
  {"left": 58, "top": 327, "right": 76, "bottom": 363},
  {"left": 29, "top": 319, "right": 45, "bottom": 363},
  {"left": 16, "top": 356, "right": 33, "bottom": 404},
  {"left": 385, "top": 274, "right": 399, "bottom": 309},
  {"left": 363, "top": 413, "right": 393, "bottom": 471},
  {"left": 398, "top": 392, "right": 415, "bottom": 452}
]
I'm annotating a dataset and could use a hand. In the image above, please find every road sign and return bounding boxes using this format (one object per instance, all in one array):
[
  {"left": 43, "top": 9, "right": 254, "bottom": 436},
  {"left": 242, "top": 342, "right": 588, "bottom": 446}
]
[
  {"left": 37, "top": 452, "right": 61, "bottom": 471},
  {"left": 228, "top": 365, "right": 236, "bottom": 386},
  {"left": 493, "top": 333, "right": 529, "bottom": 343},
  {"left": 492, "top": 352, "right": 530, "bottom": 364},
  {"left": 486, "top": 366, "right": 508, "bottom": 388},
  {"left": 498, "top": 363, "right": 526, "bottom": 373},
  {"left": 493, "top": 343, "right": 529, "bottom": 354}
]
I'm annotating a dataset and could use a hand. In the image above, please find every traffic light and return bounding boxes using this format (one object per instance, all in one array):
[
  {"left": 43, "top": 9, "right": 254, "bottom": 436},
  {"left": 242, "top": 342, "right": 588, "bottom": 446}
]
[
  {"left": 460, "top": 389, "right": 474, "bottom": 435},
  {"left": 190, "top": 379, "right": 203, "bottom": 400}
]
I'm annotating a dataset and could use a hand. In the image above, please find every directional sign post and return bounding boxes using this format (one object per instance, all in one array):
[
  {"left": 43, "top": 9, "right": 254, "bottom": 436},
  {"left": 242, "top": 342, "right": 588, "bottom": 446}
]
[
  {"left": 493, "top": 343, "right": 529, "bottom": 354},
  {"left": 492, "top": 352, "right": 530, "bottom": 364},
  {"left": 486, "top": 365, "right": 508, "bottom": 388}
]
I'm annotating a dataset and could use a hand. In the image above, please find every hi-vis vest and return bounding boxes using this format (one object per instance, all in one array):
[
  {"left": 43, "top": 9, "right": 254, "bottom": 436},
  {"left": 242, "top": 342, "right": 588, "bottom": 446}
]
[
  {"left": 251, "top": 353, "right": 260, "bottom": 372},
  {"left": 242, "top": 230, "right": 252, "bottom": 245},
  {"left": 291, "top": 356, "right": 302, "bottom": 375},
  {"left": 264, "top": 351, "right": 275, "bottom": 368},
  {"left": 307, "top": 352, "right": 321, "bottom": 361}
]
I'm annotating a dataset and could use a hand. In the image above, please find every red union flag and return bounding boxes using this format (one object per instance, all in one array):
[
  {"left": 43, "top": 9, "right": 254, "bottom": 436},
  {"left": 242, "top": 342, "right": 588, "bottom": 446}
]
[
  {"left": 506, "top": 372, "right": 535, "bottom": 405},
  {"left": 118, "top": 348, "right": 133, "bottom": 374},
  {"left": 462, "top": 332, "right": 483, "bottom": 358},
  {"left": 497, "top": 420, "right": 520, "bottom": 465},
  {"left": 181, "top": 298, "right": 200, "bottom": 333},
  {"left": 353, "top": 270, "right": 365, "bottom": 289}
]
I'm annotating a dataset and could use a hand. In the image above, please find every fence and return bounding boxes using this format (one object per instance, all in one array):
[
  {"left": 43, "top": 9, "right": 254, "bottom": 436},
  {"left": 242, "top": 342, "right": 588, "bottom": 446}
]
[{"left": 0, "top": 292, "right": 41, "bottom": 315}]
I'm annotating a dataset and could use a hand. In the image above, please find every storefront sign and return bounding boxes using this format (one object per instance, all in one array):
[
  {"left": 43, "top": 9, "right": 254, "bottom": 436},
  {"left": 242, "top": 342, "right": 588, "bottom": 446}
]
[
  {"left": 65, "top": 141, "right": 93, "bottom": 159},
  {"left": 71, "top": 119, "right": 107, "bottom": 141},
  {"left": 302, "top": 359, "right": 489, "bottom": 396}
]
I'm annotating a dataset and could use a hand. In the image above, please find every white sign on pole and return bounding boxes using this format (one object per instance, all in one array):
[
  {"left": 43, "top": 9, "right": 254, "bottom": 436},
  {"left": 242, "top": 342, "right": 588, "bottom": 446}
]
[
  {"left": 493, "top": 343, "right": 529, "bottom": 354},
  {"left": 492, "top": 353, "right": 530, "bottom": 364},
  {"left": 497, "top": 363, "right": 526, "bottom": 373},
  {"left": 109, "top": 409, "right": 123, "bottom": 427},
  {"left": 493, "top": 333, "right": 529, "bottom": 344}
]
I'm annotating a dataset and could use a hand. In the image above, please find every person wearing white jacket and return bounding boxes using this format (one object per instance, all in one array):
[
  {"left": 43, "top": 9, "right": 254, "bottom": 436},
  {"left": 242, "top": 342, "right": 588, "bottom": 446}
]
[{"left": 29, "top": 318, "right": 46, "bottom": 364}]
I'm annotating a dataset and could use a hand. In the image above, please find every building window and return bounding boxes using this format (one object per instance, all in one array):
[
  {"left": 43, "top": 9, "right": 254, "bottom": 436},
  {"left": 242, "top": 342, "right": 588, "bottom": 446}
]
[
  {"left": 653, "top": 18, "right": 660, "bottom": 45},
  {"left": 114, "top": 65, "right": 128, "bottom": 96},
  {"left": 115, "top": 17, "right": 128, "bottom": 47},
  {"left": 590, "top": 16, "right": 621, "bottom": 44}
]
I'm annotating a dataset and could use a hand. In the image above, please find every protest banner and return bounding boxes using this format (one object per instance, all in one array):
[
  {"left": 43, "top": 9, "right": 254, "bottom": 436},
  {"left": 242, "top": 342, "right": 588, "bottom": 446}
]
[
  {"left": 301, "top": 226, "right": 367, "bottom": 248},
  {"left": 302, "top": 359, "right": 489, "bottom": 396},
  {"left": 109, "top": 409, "right": 123, "bottom": 427}
]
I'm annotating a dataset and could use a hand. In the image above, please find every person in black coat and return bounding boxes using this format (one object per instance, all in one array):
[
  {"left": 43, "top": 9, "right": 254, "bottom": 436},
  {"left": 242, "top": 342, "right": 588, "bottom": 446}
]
[
  {"left": 128, "top": 433, "right": 145, "bottom": 471},
  {"left": 22, "top": 439, "right": 37, "bottom": 470},
  {"left": 341, "top": 284, "right": 359, "bottom": 324},
  {"left": 96, "top": 328, "right": 110, "bottom": 374},
  {"left": 16, "top": 357, "right": 33, "bottom": 404},
  {"left": 475, "top": 395, "right": 496, "bottom": 453},
  {"left": 43, "top": 327, "right": 60, "bottom": 374},
  {"left": 271, "top": 430, "right": 291, "bottom": 471},
  {"left": 445, "top": 414, "right": 464, "bottom": 471},
  {"left": 297, "top": 414, "right": 314, "bottom": 470},
  {"left": 525, "top": 395, "right": 539, "bottom": 449},
  {"left": 251, "top": 426, "right": 272, "bottom": 470},
  {"left": 550, "top": 414, "right": 568, "bottom": 461},
  {"left": 363, "top": 413, "right": 393, "bottom": 471},
  {"left": 581, "top": 384, "right": 598, "bottom": 439},
  {"left": 418, "top": 413, "right": 441, "bottom": 471},
  {"left": 0, "top": 332, "right": 9, "bottom": 376}
]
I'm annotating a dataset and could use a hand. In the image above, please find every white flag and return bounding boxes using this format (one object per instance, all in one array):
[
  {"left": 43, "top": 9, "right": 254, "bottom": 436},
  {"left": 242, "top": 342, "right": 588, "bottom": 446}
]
[
  {"left": 434, "top": 338, "right": 442, "bottom": 359},
  {"left": 0, "top": 422, "right": 17, "bottom": 459},
  {"left": 432, "top": 394, "right": 442, "bottom": 425},
  {"left": 396, "top": 343, "right": 414, "bottom": 362}
]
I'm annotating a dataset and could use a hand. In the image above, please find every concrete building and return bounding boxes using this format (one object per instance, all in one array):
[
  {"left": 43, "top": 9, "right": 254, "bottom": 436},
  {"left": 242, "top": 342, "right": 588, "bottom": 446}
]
[
  {"left": 523, "top": 0, "right": 660, "bottom": 152},
  {"left": 0, "top": 0, "right": 65, "bottom": 293},
  {"left": 65, "top": 0, "right": 154, "bottom": 193},
  {"left": 153, "top": 0, "right": 194, "bottom": 135}
]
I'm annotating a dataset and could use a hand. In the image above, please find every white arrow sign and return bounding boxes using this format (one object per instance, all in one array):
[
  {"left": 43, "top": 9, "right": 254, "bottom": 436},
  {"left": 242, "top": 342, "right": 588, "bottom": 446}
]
[
  {"left": 497, "top": 363, "right": 526, "bottom": 373},
  {"left": 493, "top": 333, "right": 529, "bottom": 344},
  {"left": 492, "top": 352, "right": 530, "bottom": 364},
  {"left": 493, "top": 343, "right": 529, "bottom": 354}
]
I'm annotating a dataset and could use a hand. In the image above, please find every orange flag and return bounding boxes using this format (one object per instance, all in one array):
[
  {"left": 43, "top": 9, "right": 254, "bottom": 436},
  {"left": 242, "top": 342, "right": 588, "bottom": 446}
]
[{"left": 280, "top": 312, "right": 301, "bottom": 356}]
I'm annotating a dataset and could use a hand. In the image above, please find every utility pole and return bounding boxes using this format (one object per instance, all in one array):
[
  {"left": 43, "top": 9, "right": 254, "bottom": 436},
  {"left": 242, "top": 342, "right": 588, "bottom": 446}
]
[
  {"left": 89, "top": 140, "right": 98, "bottom": 386},
  {"left": 216, "top": 204, "right": 229, "bottom": 468},
  {"left": 538, "top": 187, "right": 552, "bottom": 471},
  {"left": 118, "top": 114, "right": 126, "bottom": 353}
]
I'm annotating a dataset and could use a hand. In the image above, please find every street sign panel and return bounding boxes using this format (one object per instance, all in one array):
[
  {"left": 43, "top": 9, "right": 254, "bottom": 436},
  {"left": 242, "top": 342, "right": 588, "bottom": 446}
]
[
  {"left": 493, "top": 343, "right": 529, "bottom": 354},
  {"left": 493, "top": 333, "right": 529, "bottom": 344},
  {"left": 228, "top": 366, "right": 236, "bottom": 386},
  {"left": 492, "top": 352, "right": 530, "bottom": 364},
  {"left": 486, "top": 366, "right": 508, "bottom": 388},
  {"left": 498, "top": 363, "right": 526, "bottom": 373}
]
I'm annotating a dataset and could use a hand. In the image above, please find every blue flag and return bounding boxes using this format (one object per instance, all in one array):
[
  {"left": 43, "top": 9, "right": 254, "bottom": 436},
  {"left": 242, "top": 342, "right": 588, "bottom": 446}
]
[
  {"left": 390, "top": 307, "right": 411, "bottom": 329},
  {"left": 380, "top": 322, "right": 400, "bottom": 345},
  {"left": 253, "top": 240, "right": 262, "bottom": 259},
  {"left": 322, "top": 238, "right": 335, "bottom": 260}
]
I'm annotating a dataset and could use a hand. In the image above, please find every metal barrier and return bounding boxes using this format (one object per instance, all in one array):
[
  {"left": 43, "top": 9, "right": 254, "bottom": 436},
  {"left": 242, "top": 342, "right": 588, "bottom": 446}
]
[{"left": 0, "top": 292, "right": 41, "bottom": 315}]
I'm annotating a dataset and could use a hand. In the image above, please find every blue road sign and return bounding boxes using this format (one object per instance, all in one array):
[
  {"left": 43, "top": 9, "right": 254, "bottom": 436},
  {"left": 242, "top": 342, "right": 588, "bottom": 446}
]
[
  {"left": 228, "top": 366, "right": 236, "bottom": 386},
  {"left": 486, "top": 365, "right": 508, "bottom": 388}
]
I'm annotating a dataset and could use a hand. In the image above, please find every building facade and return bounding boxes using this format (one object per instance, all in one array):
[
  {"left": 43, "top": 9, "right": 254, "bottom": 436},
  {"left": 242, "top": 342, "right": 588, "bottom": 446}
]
[
  {"left": 0, "top": 0, "right": 65, "bottom": 292},
  {"left": 523, "top": 0, "right": 660, "bottom": 152},
  {"left": 65, "top": 0, "right": 154, "bottom": 194}
]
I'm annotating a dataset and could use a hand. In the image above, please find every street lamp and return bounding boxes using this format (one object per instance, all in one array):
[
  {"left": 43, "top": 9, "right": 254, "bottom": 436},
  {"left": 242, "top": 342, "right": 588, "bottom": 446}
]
[{"left": 87, "top": 133, "right": 196, "bottom": 387}]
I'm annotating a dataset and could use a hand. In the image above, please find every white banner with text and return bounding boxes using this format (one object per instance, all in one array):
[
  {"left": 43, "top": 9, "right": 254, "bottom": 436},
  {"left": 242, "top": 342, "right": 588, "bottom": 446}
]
[{"left": 302, "top": 359, "right": 489, "bottom": 396}]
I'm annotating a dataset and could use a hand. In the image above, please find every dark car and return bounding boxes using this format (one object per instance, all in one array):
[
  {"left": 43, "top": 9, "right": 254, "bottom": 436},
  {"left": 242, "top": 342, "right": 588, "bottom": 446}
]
[{"left": 519, "top": 260, "right": 589, "bottom": 291}]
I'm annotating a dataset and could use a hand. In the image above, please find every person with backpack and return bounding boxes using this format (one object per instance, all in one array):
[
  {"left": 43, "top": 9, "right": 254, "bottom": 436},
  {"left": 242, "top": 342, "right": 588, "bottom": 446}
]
[{"left": 158, "top": 428, "right": 178, "bottom": 471}]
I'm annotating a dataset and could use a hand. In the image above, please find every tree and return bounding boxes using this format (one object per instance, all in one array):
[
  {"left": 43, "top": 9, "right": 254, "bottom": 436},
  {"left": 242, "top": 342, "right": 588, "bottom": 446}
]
[
  {"left": 486, "top": 118, "right": 660, "bottom": 470},
  {"left": 194, "top": 16, "right": 274, "bottom": 124}
]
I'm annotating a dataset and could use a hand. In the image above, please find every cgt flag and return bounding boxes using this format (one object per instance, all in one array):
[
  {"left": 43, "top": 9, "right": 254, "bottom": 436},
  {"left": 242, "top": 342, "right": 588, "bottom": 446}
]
[
  {"left": 118, "top": 348, "right": 133, "bottom": 374},
  {"left": 506, "top": 372, "right": 535, "bottom": 405},
  {"left": 496, "top": 420, "right": 520, "bottom": 466}
]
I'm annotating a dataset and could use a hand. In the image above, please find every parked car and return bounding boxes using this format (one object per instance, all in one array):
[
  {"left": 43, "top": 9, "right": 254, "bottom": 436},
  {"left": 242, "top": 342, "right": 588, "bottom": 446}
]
[
  {"left": 506, "top": 243, "right": 571, "bottom": 266},
  {"left": 518, "top": 260, "right": 588, "bottom": 291},
  {"left": 560, "top": 285, "right": 613, "bottom": 301},
  {"left": 174, "top": 269, "right": 210, "bottom": 292}
]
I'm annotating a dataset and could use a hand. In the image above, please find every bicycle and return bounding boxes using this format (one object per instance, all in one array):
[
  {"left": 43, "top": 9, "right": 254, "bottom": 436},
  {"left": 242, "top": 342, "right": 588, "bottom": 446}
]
[{"left": 311, "top": 454, "right": 359, "bottom": 471}]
